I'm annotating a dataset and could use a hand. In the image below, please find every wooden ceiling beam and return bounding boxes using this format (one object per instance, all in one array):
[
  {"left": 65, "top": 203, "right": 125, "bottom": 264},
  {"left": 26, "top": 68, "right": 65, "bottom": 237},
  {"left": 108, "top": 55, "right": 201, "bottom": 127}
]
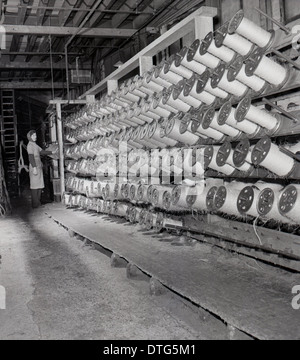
[
  {"left": 0, "top": 82, "right": 71, "bottom": 89},
  {"left": 3, "top": 25, "right": 136, "bottom": 38}
]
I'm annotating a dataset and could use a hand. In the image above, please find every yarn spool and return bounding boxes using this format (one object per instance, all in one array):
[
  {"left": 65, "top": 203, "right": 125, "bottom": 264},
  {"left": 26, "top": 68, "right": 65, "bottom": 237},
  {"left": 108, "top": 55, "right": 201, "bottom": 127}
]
[
  {"left": 245, "top": 48, "right": 288, "bottom": 87},
  {"left": 171, "top": 185, "right": 201, "bottom": 209},
  {"left": 153, "top": 63, "right": 173, "bottom": 88},
  {"left": 162, "top": 85, "right": 191, "bottom": 113},
  {"left": 186, "top": 183, "right": 210, "bottom": 211},
  {"left": 214, "top": 182, "right": 247, "bottom": 217},
  {"left": 206, "top": 144, "right": 237, "bottom": 176},
  {"left": 216, "top": 142, "right": 240, "bottom": 171},
  {"left": 136, "top": 184, "right": 150, "bottom": 203},
  {"left": 211, "top": 62, "right": 248, "bottom": 98},
  {"left": 160, "top": 61, "right": 183, "bottom": 84},
  {"left": 141, "top": 71, "right": 163, "bottom": 94},
  {"left": 173, "top": 79, "right": 202, "bottom": 109},
  {"left": 148, "top": 119, "right": 177, "bottom": 147},
  {"left": 149, "top": 96, "right": 171, "bottom": 118},
  {"left": 202, "top": 107, "right": 241, "bottom": 139},
  {"left": 228, "top": 10, "right": 275, "bottom": 49},
  {"left": 177, "top": 116, "right": 201, "bottom": 145},
  {"left": 200, "top": 31, "right": 236, "bottom": 64},
  {"left": 154, "top": 90, "right": 177, "bottom": 113},
  {"left": 218, "top": 101, "right": 260, "bottom": 136},
  {"left": 144, "top": 211, "right": 158, "bottom": 230},
  {"left": 168, "top": 54, "right": 194, "bottom": 79},
  {"left": 278, "top": 184, "right": 300, "bottom": 224},
  {"left": 176, "top": 47, "right": 206, "bottom": 75},
  {"left": 227, "top": 55, "right": 267, "bottom": 94},
  {"left": 257, "top": 184, "right": 294, "bottom": 224},
  {"left": 237, "top": 184, "right": 263, "bottom": 218},
  {"left": 232, "top": 139, "right": 254, "bottom": 173},
  {"left": 184, "top": 72, "right": 216, "bottom": 105},
  {"left": 165, "top": 114, "right": 198, "bottom": 145},
  {"left": 251, "top": 136, "right": 295, "bottom": 177},
  {"left": 162, "top": 190, "right": 184, "bottom": 212},
  {"left": 215, "top": 23, "right": 254, "bottom": 57},
  {"left": 206, "top": 186, "right": 219, "bottom": 212},
  {"left": 114, "top": 202, "right": 129, "bottom": 218},
  {"left": 235, "top": 96, "right": 280, "bottom": 133},
  {"left": 191, "top": 108, "right": 225, "bottom": 141},
  {"left": 152, "top": 186, "right": 172, "bottom": 208},
  {"left": 187, "top": 39, "right": 221, "bottom": 69}
]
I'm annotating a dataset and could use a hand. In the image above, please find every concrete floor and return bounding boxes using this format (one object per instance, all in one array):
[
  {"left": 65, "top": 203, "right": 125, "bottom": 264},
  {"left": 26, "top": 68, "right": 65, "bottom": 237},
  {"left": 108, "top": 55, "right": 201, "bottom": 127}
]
[{"left": 0, "top": 197, "right": 232, "bottom": 340}]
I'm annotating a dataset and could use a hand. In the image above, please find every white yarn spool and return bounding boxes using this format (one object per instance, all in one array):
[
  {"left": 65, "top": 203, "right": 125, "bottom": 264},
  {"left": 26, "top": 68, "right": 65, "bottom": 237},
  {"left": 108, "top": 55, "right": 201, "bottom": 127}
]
[
  {"left": 278, "top": 184, "right": 300, "bottom": 224},
  {"left": 171, "top": 185, "right": 202, "bottom": 208},
  {"left": 237, "top": 185, "right": 261, "bottom": 218},
  {"left": 160, "top": 66, "right": 183, "bottom": 85},
  {"left": 149, "top": 120, "right": 177, "bottom": 146},
  {"left": 193, "top": 48, "right": 220, "bottom": 69},
  {"left": 207, "top": 111, "right": 241, "bottom": 138},
  {"left": 222, "top": 106, "right": 259, "bottom": 135},
  {"left": 169, "top": 58, "right": 193, "bottom": 79},
  {"left": 166, "top": 117, "right": 198, "bottom": 145},
  {"left": 149, "top": 99, "right": 170, "bottom": 118},
  {"left": 252, "top": 138, "right": 295, "bottom": 176},
  {"left": 203, "top": 33, "right": 236, "bottom": 63},
  {"left": 215, "top": 186, "right": 243, "bottom": 217},
  {"left": 178, "top": 88, "right": 202, "bottom": 108},
  {"left": 229, "top": 11, "right": 273, "bottom": 48},
  {"left": 156, "top": 92, "right": 177, "bottom": 113},
  {"left": 222, "top": 33, "right": 253, "bottom": 57},
  {"left": 153, "top": 72, "right": 172, "bottom": 88},
  {"left": 244, "top": 105, "right": 278, "bottom": 131},
  {"left": 189, "top": 81, "right": 216, "bottom": 105},
  {"left": 217, "top": 69, "right": 248, "bottom": 97},
  {"left": 192, "top": 119, "right": 224, "bottom": 141},
  {"left": 234, "top": 63, "right": 266, "bottom": 92},
  {"left": 257, "top": 184, "right": 293, "bottom": 223},
  {"left": 208, "top": 146, "right": 236, "bottom": 176},
  {"left": 253, "top": 56, "right": 287, "bottom": 86},
  {"left": 204, "top": 81, "right": 229, "bottom": 99},
  {"left": 166, "top": 92, "right": 191, "bottom": 113},
  {"left": 187, "top": 184, "right": 210, "bottom": 211},
  {"left": 179, "top": 50, "right": 207, "bottom": 74}
]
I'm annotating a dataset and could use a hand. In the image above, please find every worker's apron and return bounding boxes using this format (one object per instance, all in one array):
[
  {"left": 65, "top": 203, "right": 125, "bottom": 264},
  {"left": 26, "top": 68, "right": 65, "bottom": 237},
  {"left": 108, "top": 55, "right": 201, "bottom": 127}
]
[{"left": 27, "top": 141, "right": 45, "bottom": 189}]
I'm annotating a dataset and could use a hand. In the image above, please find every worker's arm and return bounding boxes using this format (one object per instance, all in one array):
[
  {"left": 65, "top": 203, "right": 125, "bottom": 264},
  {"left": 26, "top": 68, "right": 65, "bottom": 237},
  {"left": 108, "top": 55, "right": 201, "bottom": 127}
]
[
  {"left": 28, "top": 154, "right": 38, "bottom": 175},
  {"left": 40, "top": 150, "right": 53, "bottom": 156}
]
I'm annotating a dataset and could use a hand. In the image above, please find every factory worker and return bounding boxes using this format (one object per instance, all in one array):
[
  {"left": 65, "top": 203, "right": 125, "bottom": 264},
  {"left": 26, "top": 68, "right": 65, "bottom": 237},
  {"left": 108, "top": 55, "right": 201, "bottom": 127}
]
[{"left": 26, "top": 130, "right": 56, "bottom": 209}]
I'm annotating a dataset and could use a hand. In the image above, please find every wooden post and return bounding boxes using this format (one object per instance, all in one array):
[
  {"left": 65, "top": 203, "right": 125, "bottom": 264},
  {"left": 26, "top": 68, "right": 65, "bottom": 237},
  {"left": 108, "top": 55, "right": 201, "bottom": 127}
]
[{"left": 56, "top": 102, "right": 65, "bottom": 200}]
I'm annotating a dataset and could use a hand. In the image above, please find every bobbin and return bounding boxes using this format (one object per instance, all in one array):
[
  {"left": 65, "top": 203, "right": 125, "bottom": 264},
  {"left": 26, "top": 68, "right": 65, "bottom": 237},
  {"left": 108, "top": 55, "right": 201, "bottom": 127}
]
[
  {"left": 278, "top": 185, "right": 300, "bottom": 224},
  {"left": 256, "top": 185, "right": 294, "bottom": 224},
  {"left": 237, "top": 185, "right": 259, "bottom": 216},
  {"left": 214, "top": 23, "right": 255, "bottom": 58},
  {"left": 153, "top": 62, "right": 173, "bottom": 88},
  {"left": 216, "top": 142, "right": 239, "bottom": 170},
  {"left": 195, "top": 69, "right": 231, "bottom": 101},
  {"left": 213, "top": 184, "right": 243, "bottom": 217},
  {"left": 235, "top": 96, "right": 281, "bottom": 135},
  {"left": 176, "top": 47, "right": 206, "bottom": 75},
  {"left": 228, "top": 10, "right": 275, "bottom": 49},
  {"left": 185, "top": 72, "right": 218, "bottom": 105},
  {"left": 227, "top": 55, "right": 268, "bottom": 96},
  {"left": 232, "top": 138, "right": 254, "bottom": 172},
  {"left": 160, "top": 60, "right": 183, "bottom": 84},
  {"left": 206, "top": 186, "right": 219, "bottom": 212},
  {"left": 251, "top": 136, "right": 296, "bottom": 177},
  {"left": 163, "top": 85, "right": 191, "bottom": 113},
  {"left": 187, "top": 39, "right": 221, "bottom": 69},
  {"left": 202, "top": 107, "right": 242, "bottom": 140},
  {"left": 245, "top": 47, "right": 290, "bottom": 89},
  {"left": 200, "top": 31, "right": 236, "bottom": 64},
  {"left": 210, "top": 62, "right": 249, "bottom": 98},
  {"left": 167, "top": 54, "right": 194, "bottom": 79},
  {"left": 173, "top": 79, "right": 202, "bottom": 109}
]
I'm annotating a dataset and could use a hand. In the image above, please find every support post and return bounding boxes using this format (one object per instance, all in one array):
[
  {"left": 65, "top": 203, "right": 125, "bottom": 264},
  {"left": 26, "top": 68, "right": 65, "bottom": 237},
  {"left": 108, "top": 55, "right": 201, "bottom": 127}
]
[{"left": 56, "top": 102, "right": 65, "bottom": 200}]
